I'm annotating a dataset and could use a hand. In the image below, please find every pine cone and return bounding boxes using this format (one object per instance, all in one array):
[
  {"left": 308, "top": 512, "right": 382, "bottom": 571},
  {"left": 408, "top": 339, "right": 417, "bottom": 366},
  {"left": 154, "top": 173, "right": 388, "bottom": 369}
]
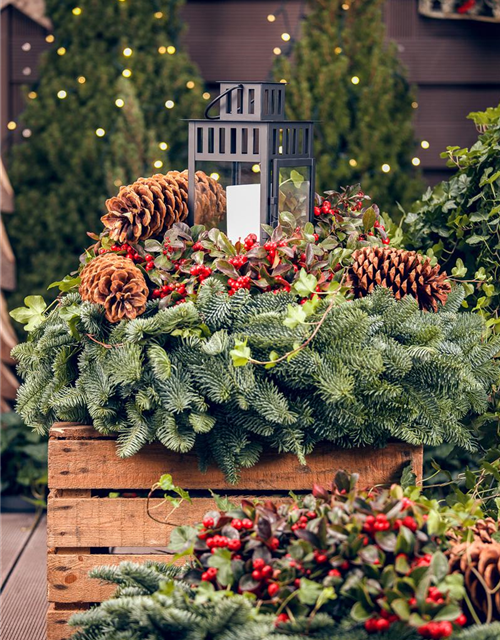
[
  {"left": 448, "top": 523, "right": 500, "bottom": 621},
  {"left": 347, "top": 247, "right": 451, "bottom": 311},
  {"left": 193, "top": 170, "right": 227, "bottom": 228},
  {"left": 79, "top": 253, "right": 148, "bottom": 323}
]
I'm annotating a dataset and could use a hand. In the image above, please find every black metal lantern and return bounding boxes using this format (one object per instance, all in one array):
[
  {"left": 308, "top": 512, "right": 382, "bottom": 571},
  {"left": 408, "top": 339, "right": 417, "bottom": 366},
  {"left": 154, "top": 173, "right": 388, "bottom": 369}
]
[{"left": 187, "top": 81, "right": 315, "bottom": 241}]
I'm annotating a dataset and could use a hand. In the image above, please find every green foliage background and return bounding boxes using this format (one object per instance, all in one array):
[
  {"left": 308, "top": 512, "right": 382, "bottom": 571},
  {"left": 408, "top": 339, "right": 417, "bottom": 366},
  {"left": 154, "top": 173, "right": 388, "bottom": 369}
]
[
  {"left": 6, "top": 0, "right": 204, "bottom": 309},
  {"left": 273, "top": 0, "right": 423, "bottom": 214}
]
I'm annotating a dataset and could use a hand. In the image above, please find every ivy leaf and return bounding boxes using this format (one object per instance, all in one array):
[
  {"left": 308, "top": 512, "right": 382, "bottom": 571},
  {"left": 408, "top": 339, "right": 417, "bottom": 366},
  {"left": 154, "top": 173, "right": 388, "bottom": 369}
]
[
  {"left": 400, "top": 464, "right": 417, "bottom": 490},
  {"left": 48, "top": 274, "right": 81, "bottom": 292},
  {"left": 298, "top": 578, "right": 323, "bottom": 605},
  {"left": 293, "top": 268, "right": 317, "bottom": 296},
  {"left": 230, "top": 339, "right": 252, "bottom": 367},
  {"left": 209, "top": 490, "right": 236, "bottom": 512},
  {"left": 168, "top": 525, "right": 198, "bottom": 552},
  {"left": 283, "top": 304, "right": 307, "bottom": 329},
  {"left": 264, "top": 351, "right": 280, "bottom": 370},
  {"left": 10, "top": 295, "right": 47, "bottom": 332},
  {"left": 451, "top": 258, "right": 467, "bottom": 278}
]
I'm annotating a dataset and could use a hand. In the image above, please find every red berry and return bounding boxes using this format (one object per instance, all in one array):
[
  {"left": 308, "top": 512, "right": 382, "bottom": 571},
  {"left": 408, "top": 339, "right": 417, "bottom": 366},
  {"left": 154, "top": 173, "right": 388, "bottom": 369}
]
[
  {"left": 268, "top": 582, "right": 280, "bottom": 597},
  {"left": 270, "top": 537, "right": 280, "bottom": 550},
  {"left": 365, "top": 618, "right": 378, "bottom": 634},
  {"left": 340, "top": 561, "right": 349, "bottom": 570},
  {"left": 228, "top": 539, "right": 241, "bottom": 551},
  {"left": 275, "top": 613, "right": 289, "bottom": 625},
  {"left": 202, "top": 517, "right": 214, "bottom": 528},
  {"left": 231, "top": 518, "right": 243, "bottom": 530},
  {"left": 316, "top": 554, "right": 328, "bottom": 564},
  {"left": 253, "top": 558, "right": 265, "bottom": 570},
  {"left": 206, "top": 567, "right": 218, "bottom": 579},
  {"left": 328, "top": 569, "right": 341, "bottom": 578},
  {"left": 375, "top": 618, "right": 391, "bottom": 632},
  {"left": 262, "top": 565, "right": 273, "bottom": 579},
  {"left": 145, "top": 254, "right": 154, "bottom": 262},
  {"left": 201, "top": 571, "right": 210, "bottom": 581},
  {"left": 252, "top": 569, "right": 262, "bottom": 581},
  {"left": 314, "top": 206, "right": 322, "bottom": 217},
  {"left": 382, "top": 238, "right": 390, "bottom": 245},
  {"left": 321, "top": 201, "right": 331, "bottom": 212},
  {"left": 402, "top": 516, "right": 418, "bottom": 532},
  {"left": 99, "top": 248, "right": 107, "bottom": 254},
  {"left": 455, "top": 614, "right": 467, "bottom": 627},
  {"left": 242, "top": 519, "right": 254, "bottom": 529}
]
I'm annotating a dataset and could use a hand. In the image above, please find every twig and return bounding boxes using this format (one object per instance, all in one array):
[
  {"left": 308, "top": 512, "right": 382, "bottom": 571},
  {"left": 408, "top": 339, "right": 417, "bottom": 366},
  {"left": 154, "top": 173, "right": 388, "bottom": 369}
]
[{"left": 85, "top": 334, "right": 123, "bottom": 349}]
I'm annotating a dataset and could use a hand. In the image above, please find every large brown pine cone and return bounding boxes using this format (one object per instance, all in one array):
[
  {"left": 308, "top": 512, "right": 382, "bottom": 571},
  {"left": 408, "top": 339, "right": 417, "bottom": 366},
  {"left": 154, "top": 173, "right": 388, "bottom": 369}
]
[
  {"left": 101, "top": 171, "right": 225, "bottom": 243},
  {"left": 347, "top": 246, "right": 451, "bottom": 311},
  {"left": 448, "top": 520, "right": 500, "bottom": 621},
  {"left": 79, "top": 253, "right": 148, "bottom": 323}
]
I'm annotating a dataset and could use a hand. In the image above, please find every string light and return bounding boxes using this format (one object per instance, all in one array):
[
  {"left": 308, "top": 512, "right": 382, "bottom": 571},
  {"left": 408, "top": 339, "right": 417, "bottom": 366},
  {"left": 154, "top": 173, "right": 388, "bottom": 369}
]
[
  {"left": 381, "top": 163, "right": 391, "bottom": 173},
  {"left": 281, "top": 32, "right": 291, "bottom": 41},
  {"left": 72, "top": 7, "right": 82, "bottom": 15},
  {"left": 123, "top": 47, "right": 133, "bottom": 57},
  {"left": 252, "top": 164, "right": 260, "bottom": 173},
  {"left": 351, "top": 76, "right": 360, "bottom": 84},
  {"left": 23, "top": 67, "right": 31, "bottom": 76},
  {"left": 342, "top": 2, "right": 350, "bottom": 9},
  {"left": 22, "top": 42, "right": 31, "bottom": 51},
  {"left": 412, "top": 101, "right": 419, "bottom": 109},
  {"left": 77, "top": 76, "right": 86, "bottom": 84},
  {"left": 167, "top": 46, "right": 176, "bottom": 54},
  {"left": 57, "top": 47, "right": 66, "bottom": 56},
  {"left": 279, "top": 78, "right": 287, "bottom": 83},
  {"left": 267, "top": 14, "right": 276, "bottom": 22},
  {"left": 334, "top": 46, "right": 342, "bottom": 54},
  {"left": 158, "top": 46, "right": 167, "bottom": 54},
  {"left": 22, "top": 129, "right": 32, "bottom": 138},
  {"left": 115, "top": 98, "right": 125, "bottom": 107},
  {"left": 153, "top": 160, "right": 163, "bottom": 168},
  {"left": 57, "top": 90, "right": 67, "bottom": 99},
  {"left": 154, "top": 11, "right": 163, "bottom": 18},
  {"left": 421, "top": 140, "right": 430, "bottom": 149},
  {"left": 186, "top": 81, "right": 195, "bottom": 89},
  {"left": 95, "top": 128, "right": 106, "bottom": 137},
  {"left": 159, "top": 142, "right": 168, "bottom": 150},
  {"left": 28, "top": 91, "right": 37, "bottom": 99},
  {"left": 122, "top": 68, "right": 132, "bottom": 77},
  {"left": 210, "top": 172, "right": 220, "bottom": 180},
  {"left": 165, "top": 100, "right": 175, "bottom": 109},
  {"left": 114, "top": 179, "right": 122, "bottom": 186},
  {"left": 202, "top": 92, "right": 211, "bottom": 100},
  {"left": 7, "top": 121, "right": 17, "bottom": 130},
  {"left": 46, "top": 35, "right": 55, "bottom": 43},
  {"left": 412, "top": 157, "right": 421, "bottom": 166},
  {"left": 273, "top": 47, "right": 282, "bottom": 55},
  {"left": 349, "top": 158, "right": 357, "bottom": 167}
]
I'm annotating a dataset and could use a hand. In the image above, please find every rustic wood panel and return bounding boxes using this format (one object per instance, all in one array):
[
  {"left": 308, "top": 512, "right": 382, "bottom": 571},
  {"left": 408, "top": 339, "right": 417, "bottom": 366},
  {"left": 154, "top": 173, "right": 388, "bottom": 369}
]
[
  {"left": 47, "top": 553, "right": 171, "bottom": 603},
  {"left": 48, "top": 424, "right": 423, "bottom": 491},
  {"left": 47, "top": 604, "right": 85, "bottom": 640},
  {"left": 0, "top": 512, "right": 35, "bottom": 587},
  {"left": 47, "top": 496, "right": 274, "bottom": 548}
]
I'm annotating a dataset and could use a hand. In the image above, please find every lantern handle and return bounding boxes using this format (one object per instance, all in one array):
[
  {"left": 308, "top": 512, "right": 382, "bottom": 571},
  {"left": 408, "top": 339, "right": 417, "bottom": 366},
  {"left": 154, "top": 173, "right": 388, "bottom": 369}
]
[{"left": 204, "top": 84, "right": 244, "bottom": 120}]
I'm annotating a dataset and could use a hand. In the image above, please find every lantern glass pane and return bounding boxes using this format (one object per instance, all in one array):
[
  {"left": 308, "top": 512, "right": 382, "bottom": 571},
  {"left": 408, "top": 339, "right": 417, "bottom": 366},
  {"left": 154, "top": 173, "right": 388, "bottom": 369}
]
[
  {"left": 278, "top": 165, "right": 311, "bottom": 226},
  {"left": 194, "top": 161, "right": 262, "bottom": 241}
]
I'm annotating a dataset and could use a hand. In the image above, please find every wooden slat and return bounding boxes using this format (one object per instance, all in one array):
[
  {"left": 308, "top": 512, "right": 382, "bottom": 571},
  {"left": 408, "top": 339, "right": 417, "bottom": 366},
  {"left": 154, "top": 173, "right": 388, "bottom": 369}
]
[
  {"left": 0, "top": 512, "right": 35, "bottom": 587},
  {"left": 0, "top": 516, "right": 47, "bottom": 640},
  {"left": 48, "top": 553, "right": 172, "bottom": 603},
  {"left": 47, "top": 496, "right": 270, "bottom": 548},
  {"left": 47, "top": 604, "right": 85, "bottom": 640},
  {"left": 48, "top": 425, "right": 423, "bottom": 491}
]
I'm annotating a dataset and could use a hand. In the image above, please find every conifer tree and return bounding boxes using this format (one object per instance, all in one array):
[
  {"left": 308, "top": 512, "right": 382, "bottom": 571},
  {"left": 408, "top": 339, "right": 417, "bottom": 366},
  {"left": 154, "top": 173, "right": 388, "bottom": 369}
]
[
  {"left": 7, "top": 0, "right": 204, "bottom": 308},
  {"left": 273, "top": 0, "right": 422, "bottom": 213}
]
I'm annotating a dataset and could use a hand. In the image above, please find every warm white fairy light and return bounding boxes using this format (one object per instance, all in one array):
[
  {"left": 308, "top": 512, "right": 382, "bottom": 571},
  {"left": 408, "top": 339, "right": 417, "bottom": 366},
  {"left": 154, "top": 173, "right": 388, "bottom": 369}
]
[
  {"left": 158, "top": 46, "right": 167, "bottom": 54},
  {"left": 164, "top": 100, "right": 175, "bottom": 109},
  {"left": 123, "top": 47, "right": 133, "bottom": 57},
  {"left": 115, "top": 98, "right": 124, "bottom": 107},
  {"left": 22, "top": 129, "right": 32, "bottom": 138},
  {"left": 267, "top": 14, "right": 276, "bottom": 22},
  {"left": 349, "top": 158, "right": 357, "bottom": 167},
  {"left": 210, "top": 172, "right": 220, "bottom": 180},
  {"left": 23, "top": 67, "right": 31, "bottom": 76},
  {"left": 186, "top": 81, "right": 195, "bottom": 89},
  {"left": 114, "top": 178, "right": 122, "bottom": 186},
  {"left": 72, "top": 7, "right": 82, "bottom": 15},
  {"left": 7, "top": 121, "right": 17, "bottom": 130},
  {"left": 273, "top": 47, "right": 282, "bottom": 55},
  {"left": 252, "top": 164, "right": 260, "bottom": 173},
  {"left": 167, "top": 46, "right": 176, "bottom": 54},
  {"left": 159, "top": 142, "right": 168, "bottom": 150},
  {"left": 78, "top": 76, "right": 86, "bottom": 84},
  {"left": 28, "top": 91, "right": 37, "bottom": 99},
  {"left": 46, "top": 34, "right": 55, "bottom": 43},
  {"left": 57, "top": 90, "right": 67, "bottom": 99},
  {"left": 412, "top": 101, "right": 419, "bottom": 109},
  {"left": 202, "top": 92, "right": 211, "bottom": 100},
  {"left": 342, "top": 2, "right": 350, "bottom": 9},
  {"left": 154, "top": 11, "right": 163, "bottom": 18},
  {"left": 22, "top": 42, "right": 31, "bottom": 51},
  {"left": 351, "top": 76, "right": 360, "bottom": 85},
  {"left": 412, "top": 157, "right": 421, "bottom": 166},
  {"left": 57, "top": 47, "right": 66, "bottom": 56},
  {"left": 122, "top": 68, "right": 132, "bottom": 77},
  {"left": 153, "top": 160, "right": 163, "bottom": 168},
  {"left": 279, "top": 78, "right": 287, "bottom": 83},
  {"left": 421, "top": 140, "right": 430, "bottom": 149},
  {"left": 334, "top": 46, "right": 342, "bottom": 55},
  {"left": 381, "top": 163, "right": 391, "bottom": 173},
  {"left": 281, "top": 32, "right": 291, "bottom": 41},
  {"left": 95, "top": 128, "right": 106, "bottom": 137}
]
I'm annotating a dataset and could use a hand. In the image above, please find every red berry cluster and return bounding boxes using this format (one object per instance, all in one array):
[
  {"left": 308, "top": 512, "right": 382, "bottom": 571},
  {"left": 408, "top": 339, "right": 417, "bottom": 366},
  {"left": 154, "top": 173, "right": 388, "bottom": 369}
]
[
  {"left": 365, "top": 609, "right": 399, "bottom": 634},
  {"left": 227, "top": 275, "right": 251, "bottom": 296},
  {"left": 228, "top": 255, "right": 248, "bottom": 269},
  {"left": 243, "top": 233, "right": 258, "bottom": 251},
  {"left": 150, "top": 282, "right": 187, "bottom": 303},
  {"left": 190, "top": 264, "right": 212, "bottom": 283},
  {"left": 417, "top": 620, "right": 454, "bottom": 639}
]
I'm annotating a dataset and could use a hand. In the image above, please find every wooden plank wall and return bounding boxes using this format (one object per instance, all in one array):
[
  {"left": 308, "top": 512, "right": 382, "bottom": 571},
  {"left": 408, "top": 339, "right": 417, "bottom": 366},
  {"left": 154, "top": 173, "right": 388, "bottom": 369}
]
[{"left": 2, "top": 0, "right": 500, "bottom": 183}]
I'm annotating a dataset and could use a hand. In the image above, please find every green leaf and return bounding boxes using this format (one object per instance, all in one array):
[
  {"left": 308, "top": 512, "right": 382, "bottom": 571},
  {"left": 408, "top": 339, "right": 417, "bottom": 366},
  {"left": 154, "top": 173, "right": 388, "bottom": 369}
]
[
  {"left": 433, "top": 604, "right": 462, "bottom": 622},
  {"left": 48, "top": 274, "right": 81, "bottom": 292},
  {"left": 400, "top": 464, "right": 417, "bottom": 490},
  {"left": 230, "top": 338, "right": 251, "bottom": 367},
  {"left": 362, "top": 206, "right": 377, "bottom": 231},
  {"left": 391, "top": 598, "right": 410, "bottom": 621},
  {"left": 293, "top": 268, "right": 317, "bottom": 296},
  {"left": 9, "top": 295, "right": 47, "bottom": 332},
  {"left": 209, "top": 490, "right": 236, "bottom": 512},
  {"left": 351, "top": 601, "right": 371, "bottom": 622},
  {"left": 159, "top": 474, "right": 175, "bottom": 491},
  {"left": 431, "top": 552, "right": 449, "bottom": 583},
  {"left": 264, "top": 351, "right": 279, "bottom": 370},
  {"left": 283, "top": 304, "right": 307, "bottom": 329},
  {"left": 298, "top": 578, "right": 323, "bottom": 605},
  {"left": 168, "top": 525, "right": 198, "bottom": 552},
  {"left": 208, "top": 548, "right": 233, "bottom": 586},
  {"left": 290, "top": 170, "right": 304, "bottom": 188}
]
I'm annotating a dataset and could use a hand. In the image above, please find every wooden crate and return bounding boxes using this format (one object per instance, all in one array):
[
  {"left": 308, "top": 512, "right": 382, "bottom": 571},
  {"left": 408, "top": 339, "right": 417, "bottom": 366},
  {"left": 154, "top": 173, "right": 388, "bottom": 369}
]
[{"left": 47, "top": 422, "right": 423, "bottom": 640}]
